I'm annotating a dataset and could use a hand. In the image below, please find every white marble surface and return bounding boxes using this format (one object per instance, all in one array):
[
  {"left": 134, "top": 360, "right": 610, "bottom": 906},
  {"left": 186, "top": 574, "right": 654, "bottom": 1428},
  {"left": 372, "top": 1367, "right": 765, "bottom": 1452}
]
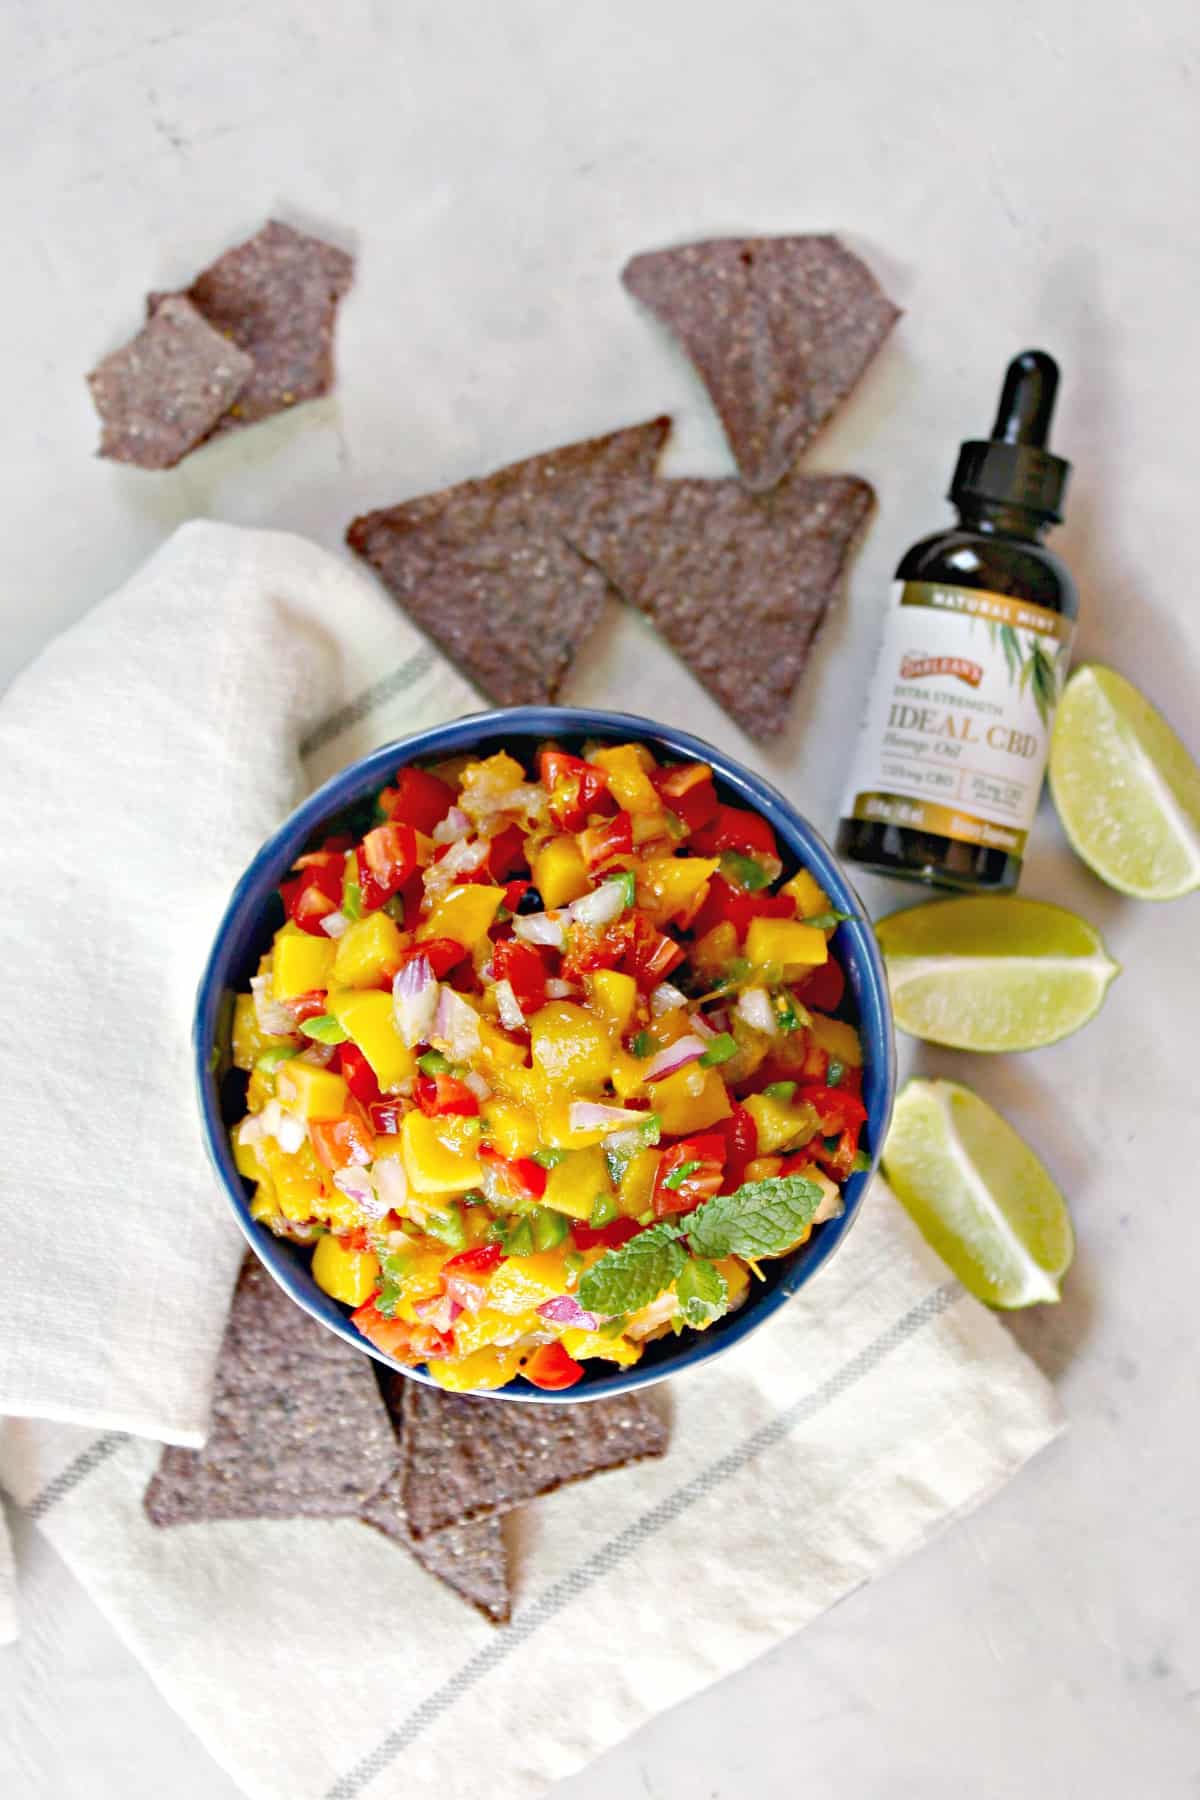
[{"left": 2, "top": 2, "right": 1199, "bottom": 1795}]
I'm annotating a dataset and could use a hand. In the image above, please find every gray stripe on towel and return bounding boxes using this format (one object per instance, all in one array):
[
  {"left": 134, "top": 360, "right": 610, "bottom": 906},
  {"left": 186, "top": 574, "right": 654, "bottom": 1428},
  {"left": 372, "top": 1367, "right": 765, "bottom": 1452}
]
[
  {"left": 325, "top": 1280, "right": 963, "bottom": 1800},
  {"left": 27, "top": 1430, "right": 130, "bottom": 1519},
  {"left": 300, "top": 647, "right": 438, "bottom": 757}
]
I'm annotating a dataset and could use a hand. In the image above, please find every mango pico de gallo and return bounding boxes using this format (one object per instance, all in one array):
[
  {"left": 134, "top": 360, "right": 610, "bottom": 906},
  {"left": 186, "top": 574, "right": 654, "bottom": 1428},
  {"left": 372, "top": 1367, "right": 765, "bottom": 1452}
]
[{"left": 229, "top": 741, "right": 870, "bottom": 1392}]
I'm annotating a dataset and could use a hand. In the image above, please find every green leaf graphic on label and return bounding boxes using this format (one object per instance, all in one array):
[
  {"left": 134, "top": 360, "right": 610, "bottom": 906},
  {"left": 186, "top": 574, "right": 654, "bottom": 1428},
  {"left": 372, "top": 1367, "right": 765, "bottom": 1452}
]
[{"left": 1000, "top": 623, "right": 1020, "bottom": 682}]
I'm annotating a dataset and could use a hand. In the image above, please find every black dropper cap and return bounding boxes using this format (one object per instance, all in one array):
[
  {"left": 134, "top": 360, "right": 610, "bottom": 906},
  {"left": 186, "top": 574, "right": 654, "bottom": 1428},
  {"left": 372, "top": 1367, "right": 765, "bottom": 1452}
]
[{"left": 949, "top": 350, "right": 1070, "bottom": 524}]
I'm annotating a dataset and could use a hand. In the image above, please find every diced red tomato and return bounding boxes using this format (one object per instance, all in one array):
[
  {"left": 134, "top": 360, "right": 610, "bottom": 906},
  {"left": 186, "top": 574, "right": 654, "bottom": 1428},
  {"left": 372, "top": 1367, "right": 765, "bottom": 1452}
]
[
  {"left": 478, "top": 1143, "right": 547, "bottom": 1201},
  {"left": 652, "top": 763, "right": 720, "bottom": 833},
  {"left": 502, "top": 878, "right": 532, "bottom": 913},
  {"left": 811, "top": 1130, "right": 859, "bottom": 1182},
  {"left": 356, "top": 824, "right": 418, "bottom": 911},
  {"left": 484, "top": 824, "right": 527, "bottom": 880},
  {"left": 690, "top": 803, "right": 779, "bottom": 861},
  {"left": 793, "top": 1084, "right": 868, "bottom": 1137},
  {"left": 287, "top": 991, "right": 330, "bottom": 1024},
  {"left": 715, "top": 1104, "right": 758, "bottom": 1193},
  {"left": 339, "top": 1226, "right": 371, "bottom": 1253},
  {"left": 491, "top": 938, "right": 548, "bottom": 1016},
  {"left": 441, "top": 1243, "right": 505, "bottom": 1278},
  {"left": 413, "top": 1073, "right": 480, "bottom": 1117},
  {"left": 381, "top": 766, "right": 455, "bottom": 835},
  {"left": 796, "top": 956, "right": 846, "bottom": 1013},
  {"left": 280, "top": 856, "right": 343, "bottom": 936},
  {"left": 522, "top": 1341, "right": 585, "bottom": 1390},
  {"left": 339, "top": 1044, "right": 382, "bottom": 1107},
  {"left": 688, "top": 876, "right": 795, "bottom": 945},
  {"left": 309, "top": 1108, "right": 375, "bottom": 1171},
  {"left": 621, "top": 910, "right": 685, "bottom": 988},
  {"left": 578, "top": 811, "right": 633, "bottom": 870},
  {"left": 652, "top": 1132, "right": 727, "bottom": 1217},
  {"left": 398, "top": 937, "right": 467, "bottom": 979},
  {"left": 539, "top": 750, "right": 611, "bottom": 831},
  {"left": 570, "top": 1216, "right": 641, "bottom": 1252},
  {"left": 370, "top": 1099, "right": 404, "bottom": 1134},
  {"left": 350, "top": 1300, "right": 413, "bottom": 1358}
]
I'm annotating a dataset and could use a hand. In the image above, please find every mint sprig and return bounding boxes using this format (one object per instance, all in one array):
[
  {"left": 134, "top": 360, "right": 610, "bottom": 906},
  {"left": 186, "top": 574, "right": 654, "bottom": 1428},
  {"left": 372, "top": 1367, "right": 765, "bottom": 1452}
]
[
  {"left": 576, "top": 1224, "right": 687, "bottom": 1316},
  {"left": 676, "top": 1257, "right": 729, "bottom": 1327}
]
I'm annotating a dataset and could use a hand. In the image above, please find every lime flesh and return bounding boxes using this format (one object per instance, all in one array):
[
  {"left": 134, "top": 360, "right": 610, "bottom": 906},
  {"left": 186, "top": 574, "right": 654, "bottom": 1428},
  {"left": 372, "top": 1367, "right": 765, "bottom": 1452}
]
[
  {"left": 883, "top": 1079, "right": 1073, "bottom": 1307},
  {"left": 1049, "top": 663, "right": 1200, "bottom": 900},
  {"left": 875, "top": 896, "right": 1119, "bottom": 1052}
]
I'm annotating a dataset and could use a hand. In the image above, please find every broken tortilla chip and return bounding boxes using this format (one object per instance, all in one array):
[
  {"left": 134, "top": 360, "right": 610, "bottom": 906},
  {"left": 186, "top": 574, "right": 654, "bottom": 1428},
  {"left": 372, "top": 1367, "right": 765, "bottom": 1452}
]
[
  {"left": 153, "top": 218, "right": 354, "bottom": 431},
  {"left": 361, "top": 1376, "right": 511, "bottom": 1624},
  {"left": 622, "top": 235, "right": 898, "bottom": 492},
  {"left": 345, "top": 417, "right": 671, "bottom": 707},
  {"left": 567, "top": 472, "right": 874, "bottom": 740},
  {"left": 87, "top": 294, "right": 254, "bottom": 470},
  {"left": 143, "top": 1256, "right": 396, "bottom": 1527},
  {"left": 399, "top": 1380, "right": 669, "bottom": 1541}
]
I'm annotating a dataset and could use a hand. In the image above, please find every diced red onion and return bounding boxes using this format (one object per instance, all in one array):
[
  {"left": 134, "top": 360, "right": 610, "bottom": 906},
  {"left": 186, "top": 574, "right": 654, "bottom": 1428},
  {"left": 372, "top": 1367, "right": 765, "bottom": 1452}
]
[
  {"left": 393, "top": 955, "right": 438, "bottom": 1046},
  {"left": 512, "top": 911, "right": 566, "bottom": 949},
  {"left": 462, "top": 1069, "right": 492, "bottom": 1103},
  {"left": 568, "top": 880, "right": 627, "bottom": 932},
  {"left": 424, "top": 838, "right": 490, "bottom": 901},
  {"left": 259, "top": 1099, "right": 307, "bottom": 1155},
  {"left": 642, "top": 1034, "right": 708, "bottom": 1081},
  {"left": 414, "top": 1292, "right": 463, "bottom": 1332},
  {"left": 708, "top": 1006, "right": 731, "bottom": 1033},
  {"left": 433, "top": 985, "right": 482, "bottom": 1061},
  {"left": 333, "top": 1165, "right": 384, "bottom": 1214},
  {"left": 236, "top": 1114, "right": 265, "bottom": 1148},
  {"left": 297, "top": 1042, "right": 335, "bottom": 1068},
  {"left": 250, "top": 974, "right": 297, "bottom": 1038},
  {"left": 445, "top": 1274, "right": 487, "bottom": 1314},
  {"left": 650, "top": 980, "right": 688, "bottom": 1016},
  {"left": 536, "top": 1295, "right": 601, "bottom": 1331},
  {"left": 568, "top": 1100, "right": 653, "bottom": 1134},
  {"left": 544, "top": 978, "right": 577, "bottom": 999},
  {"left": 493, "top": 977, "right": 525, "bottom": 1031},
  {"left": 432, "top": 805, "right": 471, "bottom": 844},
  {"left": 688, "top": 1010, "right": 717, "bottom": 1040},
  {"left": 736, "top": 986, "right": 777, "bottom": 1035},
  {"left": 372, "top": 1156, "right": 410, "bottom": 1214},
  {"left": 320, "top": 910, "right": 350, "bottom": 939},
  {"left": 462, "top": 779, "right": 547, "bottom": 826}
]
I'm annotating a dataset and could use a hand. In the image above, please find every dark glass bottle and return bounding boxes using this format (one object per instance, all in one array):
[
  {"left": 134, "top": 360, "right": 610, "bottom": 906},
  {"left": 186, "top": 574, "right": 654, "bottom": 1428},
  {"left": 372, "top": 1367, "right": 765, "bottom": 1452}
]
[{"left": 836, "top": 351, "right": 1076, "bottom": 894}]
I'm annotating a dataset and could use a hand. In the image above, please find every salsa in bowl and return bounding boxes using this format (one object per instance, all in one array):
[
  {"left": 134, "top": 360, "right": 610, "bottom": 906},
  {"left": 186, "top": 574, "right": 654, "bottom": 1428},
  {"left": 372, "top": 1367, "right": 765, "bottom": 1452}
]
[{"left": 198, "top": 708, "right": 895, "bottom": 1401}]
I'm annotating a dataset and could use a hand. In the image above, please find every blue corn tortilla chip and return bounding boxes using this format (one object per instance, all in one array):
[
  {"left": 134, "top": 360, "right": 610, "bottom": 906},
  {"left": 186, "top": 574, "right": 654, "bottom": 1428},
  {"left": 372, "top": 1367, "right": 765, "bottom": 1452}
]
[
  {"left": 143, "top": 1256, "right": 396, "bottom": 1526},
  {"left": 566, "top": 472, "right": 875, "bottom": 740},
  {"left": 87, "top": 295, "right": 254, "bottom": 470},
  {"left": 345, "top": 417, "right": 671, "bottom": 707},
  {"left": 622, "top": 235, "right": 899, "bottom": 492}
]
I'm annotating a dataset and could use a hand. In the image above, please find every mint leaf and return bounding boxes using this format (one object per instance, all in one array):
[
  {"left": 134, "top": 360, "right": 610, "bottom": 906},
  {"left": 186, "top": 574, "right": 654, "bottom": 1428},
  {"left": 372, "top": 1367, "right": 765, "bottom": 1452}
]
[
  {"left": 676, "top": 1257, "right": 729, "bottom": 1327},
  {"left": 577, "top": 1223, "right": 687, "bottom": 1316},
  {"left": 685, "top": 1175, "right": 826, "bottom": 1261}
]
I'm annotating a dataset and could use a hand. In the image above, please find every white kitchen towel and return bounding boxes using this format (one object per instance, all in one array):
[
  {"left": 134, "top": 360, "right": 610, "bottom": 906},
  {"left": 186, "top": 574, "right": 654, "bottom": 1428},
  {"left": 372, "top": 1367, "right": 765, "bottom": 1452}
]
[{"left": 0, "top": 522, "right": 1063, "bottom": 1800}]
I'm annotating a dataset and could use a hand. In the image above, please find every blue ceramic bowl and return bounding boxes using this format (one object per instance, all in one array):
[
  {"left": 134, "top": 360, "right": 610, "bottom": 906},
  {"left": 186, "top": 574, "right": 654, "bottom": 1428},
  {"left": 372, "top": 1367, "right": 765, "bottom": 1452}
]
[{"left": 196, "top": 707, "right": 896, "bottom": 1402}]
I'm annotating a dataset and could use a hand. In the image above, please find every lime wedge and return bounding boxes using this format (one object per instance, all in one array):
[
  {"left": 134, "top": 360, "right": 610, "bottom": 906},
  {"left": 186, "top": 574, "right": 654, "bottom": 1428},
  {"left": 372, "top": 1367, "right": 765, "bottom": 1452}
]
[
  {"left": 1049, "top": 663, "right": 1200, "bottom": 900},
  {"left": 876, "top": 896, "right": 1119, "bottom": 1051},
  {"left": 883, "top": 1079, "right": 1073, "bottom": 1307}
]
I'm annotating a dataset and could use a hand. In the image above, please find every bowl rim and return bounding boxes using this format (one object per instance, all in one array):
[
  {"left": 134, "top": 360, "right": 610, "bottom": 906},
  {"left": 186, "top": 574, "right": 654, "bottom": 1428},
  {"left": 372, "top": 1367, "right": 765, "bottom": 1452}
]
[{"left": 195, "top": 704, "right": 897, "bottom": 1403}]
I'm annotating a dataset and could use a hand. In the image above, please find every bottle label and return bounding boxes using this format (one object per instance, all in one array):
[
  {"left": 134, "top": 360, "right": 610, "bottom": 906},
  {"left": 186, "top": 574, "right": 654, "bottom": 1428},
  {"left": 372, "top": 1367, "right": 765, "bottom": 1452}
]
[{"left": 840, "top": 581, "right": 1073, "bottom": 857}]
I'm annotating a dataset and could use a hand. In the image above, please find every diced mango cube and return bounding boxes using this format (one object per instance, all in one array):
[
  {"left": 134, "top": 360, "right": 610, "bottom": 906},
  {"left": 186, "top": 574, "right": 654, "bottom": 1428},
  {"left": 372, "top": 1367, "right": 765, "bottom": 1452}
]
[
  {"left": 531, "top": 835, "right": 591, "bottom": 908},
  {"left": 808, "top": 1013, "right": 863, "bottom": 1066},
  {"left": 560, "top": 1326, "right": 641, "bottom": 1367},
  {"left": 618, "top": 1147, "right": 661, "bottom": 1216},
  {"left": 591, "top": 744, "right": 660, "bottom": 814},
  {"left": 326, "top": 988, "right": 415, "bottom": 1090},
  {"left": 780, "top": 868, "right": 831, "bottom": 920},
  {"left": 530, "top": 1001, "right": 613, "bottom": 1089},
  {"left": 647, "top": 1064, "right": 732, "bottom": 1135},
  {"left": 611, "top": 1049, "right": 649, "bottom": 1102},
  {"left": 543, "top": 1145, "right": 612, "bottom": 1220},
  {"left": 488, "top": 1252, "right": 573, "bottom": 1314},
  {"left": 427, "top": 1345, "right": 527, "bottom": 1391},
  {"left": 231, "top": 992, "right": 292, "bottom": 1071},
  {"left": 636, "top": 855, "right": 719, "bottom": 925},
  {"left": 311, "top": 1235, "right": 380, "bottom": 1306},
  {"left": 232, "top": 1126, "right": 269, "bottom": 1183},
  {"left": 586, "top": 968, "right": 638, "bottom": 1032},
  {"left": 419, "top": 884, "right": 505, "bottom": 948},
  {"left": 744, "top": 1154, "right": 784, "bottom": 1181},
  {"left": 332, "top": 912, "right": 407, "bottom": 989},
  {"left": 744, "top": 1092, "right": 821, "bottom": 1154},
  {"left": 249, "top": 1183, "right": 277, "bottom": 1222},
  {"left": 261, "top": 1141, "right": 325, "bottom": 1221},
  {"left": 692, "top": 921, "right": 739, "bottom": 980},
  {"left": 481, "top": 1099, "right": 540, "bottom": 1159},
  {"left": 744, "top": 917, "right": 828, "bottom": 970},
  {"left": 272, "top": 923, "right": 337, "bottom": 999},
  {"left": 276, "top": 1060, "right": 350, "bottom": 1121},
  {"left": 450, "top": 1305, "right": 540, "bottom": 1357},
  {"left": 402, "top": 1110, "right": 483, "bottom": 1195}
]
